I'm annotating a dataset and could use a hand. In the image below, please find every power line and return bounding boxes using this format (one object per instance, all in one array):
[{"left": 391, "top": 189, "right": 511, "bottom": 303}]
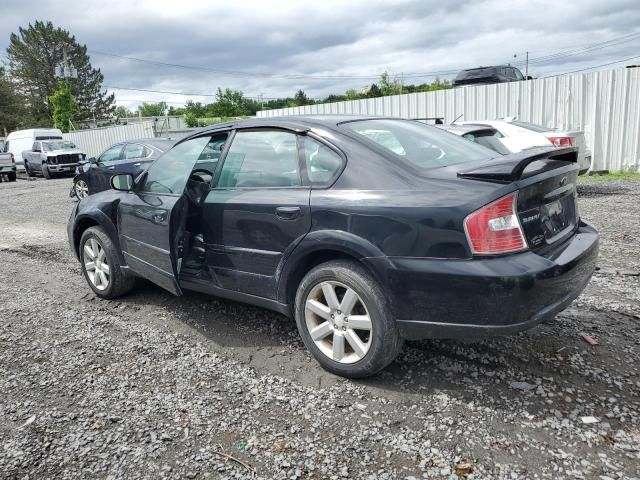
[
  {"left": 89, "top": 31, "right": 640, "bottom": 81},
  {"left": 543, "top": 53, "right": 640, "bottom": 77},
  {"left": 106, "top": 85, "right": 283, "bottom": 100},
  {"left": 514, "top": 31, "right": 640, "bottom": 67}
]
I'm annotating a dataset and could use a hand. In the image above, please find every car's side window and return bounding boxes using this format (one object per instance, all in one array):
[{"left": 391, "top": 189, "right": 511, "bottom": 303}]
[
  {"left": 99, "top": 145, "right": 123, "bottom": 163},
  {"left": 141, "top": 136, "right": 219, "bottom": 194},
  {"left": 123, "top": 143, "right": 146, "bottom": 160},
  {"left": 216, "top": 130, "right": 301, "bottom": 188},
  {"left": 302, "top": 136, "right": 344, "bottom": 186},
  {"left": 32, "top": 142, "right": 40, "bottom": 152}
]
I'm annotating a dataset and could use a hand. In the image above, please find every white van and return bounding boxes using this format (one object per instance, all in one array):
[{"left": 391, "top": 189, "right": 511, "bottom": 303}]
[{"left": 4, "top": 128, "right": 64, "bottom": 168}]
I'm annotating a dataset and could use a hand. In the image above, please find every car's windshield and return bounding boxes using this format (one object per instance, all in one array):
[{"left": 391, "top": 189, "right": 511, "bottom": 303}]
[
  {"left": 342, "top": 119, "right": 497, "bottom": 169},
  {"left": 42, "top": 140, "right": 77, "bottom": 151}
]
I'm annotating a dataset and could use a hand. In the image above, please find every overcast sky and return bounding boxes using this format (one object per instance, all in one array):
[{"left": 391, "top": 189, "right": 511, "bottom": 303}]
[{"left": 1, "top": 0, "right": 639, "bottom": 110}]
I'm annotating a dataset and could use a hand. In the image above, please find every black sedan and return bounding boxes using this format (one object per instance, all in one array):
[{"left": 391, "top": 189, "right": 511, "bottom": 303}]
[
  {"left": 71, "top": 138, "right": 174, "bottom": 199},
  {"left": 67, "top": 116, "right": 598, "bottom": 378}
]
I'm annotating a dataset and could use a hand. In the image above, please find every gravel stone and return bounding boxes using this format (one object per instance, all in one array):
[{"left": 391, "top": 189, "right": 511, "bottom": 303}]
[{"left": 0, "top": 176, "right": 639, "bottom": 479}]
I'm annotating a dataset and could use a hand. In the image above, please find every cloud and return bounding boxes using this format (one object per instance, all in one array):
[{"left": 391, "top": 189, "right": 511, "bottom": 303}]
[{"left": 1, "top": 0, "right": 639, "bottom": 110}]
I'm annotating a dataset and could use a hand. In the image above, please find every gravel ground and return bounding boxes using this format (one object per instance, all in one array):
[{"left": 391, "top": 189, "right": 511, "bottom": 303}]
[{"left": 0, "top": 176, "right": 639, "bottom": 480}]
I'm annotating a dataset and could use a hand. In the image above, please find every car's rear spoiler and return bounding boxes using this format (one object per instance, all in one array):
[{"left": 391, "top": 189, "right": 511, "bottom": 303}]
[{"left": 457, "top": 147, "right": 578, "bottom": 183}]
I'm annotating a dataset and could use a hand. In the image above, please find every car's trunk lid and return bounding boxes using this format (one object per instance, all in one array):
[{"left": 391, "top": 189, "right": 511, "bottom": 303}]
[{"left": 458, "top": 146, "right": 580, "bottom": 250}]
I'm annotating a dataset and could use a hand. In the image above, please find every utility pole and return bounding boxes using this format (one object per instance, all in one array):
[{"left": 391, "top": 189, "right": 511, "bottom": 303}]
[
  {"left": 54, "top": 47, "right": 78, "bottom": 81},
  {"left": 54, "top": 47, "right": 79, "bottom": 130},
  {"left": 525, "top": 51, "right": 529, "bottom": 79}
]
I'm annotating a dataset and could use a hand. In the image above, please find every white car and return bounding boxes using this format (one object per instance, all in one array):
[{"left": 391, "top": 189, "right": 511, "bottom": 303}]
[{"left": 456, "top": 119, "right": 591, "bottom": 174}]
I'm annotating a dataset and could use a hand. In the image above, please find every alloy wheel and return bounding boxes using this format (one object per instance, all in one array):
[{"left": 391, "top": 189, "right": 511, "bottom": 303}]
[
  {"left": 83, "top": 238, "right": 110, "bottom": 291},
  {"left": 304, "top": 281, "right": 372, "bottom": 364},
  {"left": 75, "top": 180, "right": 89, "bottom": 198}
]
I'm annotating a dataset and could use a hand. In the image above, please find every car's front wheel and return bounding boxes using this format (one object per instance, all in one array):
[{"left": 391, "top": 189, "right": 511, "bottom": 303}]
[
  {"left": 74, "top": 179, "right": 89, "bottom": 198},
  {"left": 294, "top": 260, "right": 403, "bottom": 378},
  {"left": 42, "top": 164, "right": 52, "bottom": 179},
  {"left": 79, "top": 226, "right": 135, "bottom": 299}
]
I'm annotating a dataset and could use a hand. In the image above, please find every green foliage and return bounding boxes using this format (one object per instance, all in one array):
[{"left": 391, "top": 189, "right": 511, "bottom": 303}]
[
  {"left": 367, "top": 83, "right": 382, "bottom": 97},
  {"left": 48, "top": 82, "right": 77, "bottom": 132},
  {"left": 170, "top": 74, "right": 453, "bottom": 126},
  {"left": 137, "top": 101, "right": 167, "bottom": 117},
  {"left": 293, "top": 89, "right": 311, "bottom": 106},
  {"left": 114, "top": 106, "right": 134, "bottom": 118},
  {"left": 184, "top": 112, "right": 199, "bottom": 128},
  {"left": 345, "top": 88, "right": 360, "bottom": 100},
  {"left": 184, "top": 100, "right": 207, "bottom": 117},
  {"left": 7, "top": 20, "right": 114, "bottom": 124},
  {"left": 0, "top": 67, "right": 27, "bottom": 132},
  {"left": 579, "top": 172, "right": 640, "bottom": 182},
  {"left": 208, "top": 88, "right": 258, "bottom": 116},
  {"left": 379, "top": 72, "right": 403, "bottom": 96}
]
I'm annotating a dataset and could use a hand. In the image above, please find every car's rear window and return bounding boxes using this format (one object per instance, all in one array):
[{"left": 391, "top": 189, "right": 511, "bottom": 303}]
[
  {"left": 341, "top": 119, "right": 497, "bottom": 169},
  {"left": 455, "top": 67, "right": 496, "bottom": 81}
]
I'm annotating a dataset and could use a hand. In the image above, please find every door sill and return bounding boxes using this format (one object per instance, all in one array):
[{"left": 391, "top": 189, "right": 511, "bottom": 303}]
[{"left": 179, "top": 276, "right": 291, "bottom": 317}]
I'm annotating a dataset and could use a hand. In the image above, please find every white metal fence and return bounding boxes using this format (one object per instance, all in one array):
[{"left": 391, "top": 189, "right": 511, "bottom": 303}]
[
  {"left": 258, "top": 67, "right": 640, "bottom": 172},
  {"left": 63, "top": 122, "right": 155, "bottom": 158}
]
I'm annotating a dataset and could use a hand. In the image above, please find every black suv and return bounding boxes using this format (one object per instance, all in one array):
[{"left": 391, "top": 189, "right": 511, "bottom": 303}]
[
  {"left": 453, "top": 65, "right": 527, "bottom": 87},
  {"left": 68, "top": 116, "right": 598, "bottom": 378}
]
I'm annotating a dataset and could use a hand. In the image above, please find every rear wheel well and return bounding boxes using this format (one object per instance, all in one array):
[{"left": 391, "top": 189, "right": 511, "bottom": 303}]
[
  {"left": 74, "top": 218, "right": 100, "bottom": 256},
  {"left": 284, "top": 250, "right": 370, "bottom": 305}
]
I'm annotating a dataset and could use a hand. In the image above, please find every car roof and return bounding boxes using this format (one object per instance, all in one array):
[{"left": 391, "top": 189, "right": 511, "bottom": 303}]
[
  {"left": 121, "top": 138, "right": 175, "bottom": 150},
  {"left": 184, "top": 115, "right": 423, "bottom": 139}
]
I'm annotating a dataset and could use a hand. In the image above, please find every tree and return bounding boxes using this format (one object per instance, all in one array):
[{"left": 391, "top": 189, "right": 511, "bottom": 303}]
[
  {"left": 137, "top": 101, "right": 167, "bottom": 117},
  {"left": 367, "top": 83, "right": 382, "bottom": 98},
  {"left": 48, "top": 82, "right": 77, "bottom": 132},
  {"left": 114, "top": 106, "right": 134, "bottom": 118},
  {"left": 379, "top": 72, "right": 403, "bottom": 96},
  {"left": 184, "top": 100, "right": 207, "bottom": 117},
  {"left": 0, "top": 67, "right": 27, "bottom": 133},
  {"left": 209, "top": 88, "right": 257, "bottom": 117},
  {"left": 345, "top": 88, "right": 361, "bottom": 100},
  {"left": 184, "top": 112, "right": 199, "bottom": 128},
  {"left": 293, "top": 89, "right": 311, "bottom": 106},
  {"left": 7, "top": 20, "right": 114, "bottom": 125}
]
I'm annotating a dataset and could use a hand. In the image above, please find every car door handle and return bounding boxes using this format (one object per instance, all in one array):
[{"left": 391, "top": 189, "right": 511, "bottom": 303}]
[
  {"left": 108, "top": 166, "right": 115, "bottom": 170},
  {"left": 133, "top": 162, "right": 141, "bottom": 166},
  {"left": 275, "top": 206, "right": 301, "bottom": 220}
]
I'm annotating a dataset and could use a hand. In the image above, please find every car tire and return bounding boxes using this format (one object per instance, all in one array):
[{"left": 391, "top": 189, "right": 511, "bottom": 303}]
[
  {"left": 7, "top": 172, "right": 16, "bottom": 182},
  {"left": 79, "top": 226, "right": 136, "bottom": 299},
  {"left": 24, "top": 162, "right": 36, "bottom": 178},
  {"left": 42, "top": 164, "right": 52, "bottom": 179},
  {"left": 74, "top": 179, "right": 89, "bottom": 199},
  {"left": 294, "top": 259, "right": 403, "bottom": 378}
]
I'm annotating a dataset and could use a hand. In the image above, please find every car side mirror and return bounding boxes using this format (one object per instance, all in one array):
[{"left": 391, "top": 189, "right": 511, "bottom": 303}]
[
  {"left": 88, "top": 157, "right": 98, "bottom": 164},
  {"left": 111, "top": 173, "right": 134, "bottom": 191}
]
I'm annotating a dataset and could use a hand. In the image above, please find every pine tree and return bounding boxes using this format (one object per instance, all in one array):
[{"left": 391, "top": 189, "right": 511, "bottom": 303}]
[
  {"left": 0, "top": 67, "right": 27, "bottom": 133},
  {"left": 6, "top": 20, "right": 115, "bottom": 125}
]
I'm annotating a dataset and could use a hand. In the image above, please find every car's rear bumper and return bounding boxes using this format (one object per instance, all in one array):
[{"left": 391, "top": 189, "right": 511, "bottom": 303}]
[
  {"left": 364, "top": 222, "right": 598, "bottom": 339},
  {"left": 0, "top": 166, "right": 16, "bottom": 174}
]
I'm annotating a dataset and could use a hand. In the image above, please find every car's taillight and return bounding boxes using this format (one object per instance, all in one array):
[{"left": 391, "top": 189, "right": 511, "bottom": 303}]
[
  {"left": 547, "top": 136, "right": 575, "bottom": 147},
  {"left": 464, "top": 193, "right": 528, "bottom": 255},
  {"left": 10, "top": 153, "right": 15, "bottom": 164}
]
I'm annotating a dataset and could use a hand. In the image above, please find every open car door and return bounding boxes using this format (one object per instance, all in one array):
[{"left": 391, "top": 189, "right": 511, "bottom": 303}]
[{"left": 116, "top": 135, "right": 225, "bottom": 295}]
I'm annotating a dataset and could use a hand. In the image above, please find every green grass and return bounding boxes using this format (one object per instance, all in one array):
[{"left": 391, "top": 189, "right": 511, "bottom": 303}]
[{"left": 580, "top": 171, "right": 640, "bottom": 182}]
